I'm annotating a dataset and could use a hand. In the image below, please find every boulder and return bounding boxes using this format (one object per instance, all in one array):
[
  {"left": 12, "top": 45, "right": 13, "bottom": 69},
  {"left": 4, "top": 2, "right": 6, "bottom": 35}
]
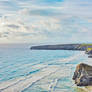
[{"left": 73, "top": 63, "right": 92, "bottom": 86}]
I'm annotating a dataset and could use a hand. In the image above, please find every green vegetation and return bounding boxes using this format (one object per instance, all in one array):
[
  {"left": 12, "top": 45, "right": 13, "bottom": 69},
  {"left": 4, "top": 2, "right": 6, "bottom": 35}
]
[
  {"left": 78, "top": 44, "right": 92, "bottom": 49},
  {"left": 86, "top": 48, "right": 92, "bottom": 52}
]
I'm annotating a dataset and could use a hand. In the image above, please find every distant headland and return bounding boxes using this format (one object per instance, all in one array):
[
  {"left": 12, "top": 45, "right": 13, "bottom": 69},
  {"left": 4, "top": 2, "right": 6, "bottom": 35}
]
[{"left": 31, "top": 44, "right": 92, "bottom": 58}]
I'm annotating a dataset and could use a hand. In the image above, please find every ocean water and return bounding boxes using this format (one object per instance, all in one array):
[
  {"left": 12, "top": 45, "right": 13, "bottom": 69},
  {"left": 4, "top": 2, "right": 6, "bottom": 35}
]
[{"left": 0, "top": 44, "right": 90, "bottom": 92}]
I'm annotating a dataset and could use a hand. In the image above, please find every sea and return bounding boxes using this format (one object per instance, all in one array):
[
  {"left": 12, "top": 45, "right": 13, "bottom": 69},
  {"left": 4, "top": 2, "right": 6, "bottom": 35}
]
[{"left": 0, "top": 44, "right": 91, "bottom": 92}]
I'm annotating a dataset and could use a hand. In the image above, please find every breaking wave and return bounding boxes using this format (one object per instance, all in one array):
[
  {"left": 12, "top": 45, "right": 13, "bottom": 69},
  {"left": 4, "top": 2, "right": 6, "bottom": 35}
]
[{"left": 0, "top": 52, "right": 85, "bottom": 92}]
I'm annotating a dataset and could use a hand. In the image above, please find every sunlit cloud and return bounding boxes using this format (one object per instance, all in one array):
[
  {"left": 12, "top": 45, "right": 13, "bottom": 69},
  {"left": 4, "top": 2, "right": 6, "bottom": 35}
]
[{"left": 0, "top": 0, "right": 92, "bottom": 44}]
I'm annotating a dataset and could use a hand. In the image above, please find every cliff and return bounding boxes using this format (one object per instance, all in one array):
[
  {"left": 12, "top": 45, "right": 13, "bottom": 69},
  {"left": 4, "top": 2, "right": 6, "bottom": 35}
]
[
  {"left": 31, "top": 44, "right": 87, "bottom": 51},
  {"left": 73, "top": 63, "right": 92, "bottom": 92}
]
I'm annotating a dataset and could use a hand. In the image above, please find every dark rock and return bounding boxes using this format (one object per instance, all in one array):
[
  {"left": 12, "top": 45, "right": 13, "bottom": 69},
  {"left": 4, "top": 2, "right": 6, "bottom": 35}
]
[
  {"left": 31, "top": 44, "right": 86, "bottom": 50},
  {"left": 73, "top": 63, "right": 92, "bottom": 86}
]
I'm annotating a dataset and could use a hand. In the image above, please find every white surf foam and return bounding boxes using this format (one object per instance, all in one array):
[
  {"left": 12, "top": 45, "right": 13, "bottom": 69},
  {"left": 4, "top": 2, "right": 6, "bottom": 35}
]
[
  {"left": 0, "top": 65, "right": 59, "bottom": 92},
  {"left": 0, "top": 52, "right": 84, "bottom": 92}
]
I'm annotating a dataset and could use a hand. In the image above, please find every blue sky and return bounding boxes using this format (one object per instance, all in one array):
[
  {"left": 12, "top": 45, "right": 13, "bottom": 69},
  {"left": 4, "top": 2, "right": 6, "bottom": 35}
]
[{"left": 0, "top": 0, "right": 92, "bottom": 44}]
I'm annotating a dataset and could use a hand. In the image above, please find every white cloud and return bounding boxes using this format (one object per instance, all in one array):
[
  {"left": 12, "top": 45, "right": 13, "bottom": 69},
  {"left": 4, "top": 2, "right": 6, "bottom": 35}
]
[{"left": 0, "top": 0, "right": 92, "bottom": 44}]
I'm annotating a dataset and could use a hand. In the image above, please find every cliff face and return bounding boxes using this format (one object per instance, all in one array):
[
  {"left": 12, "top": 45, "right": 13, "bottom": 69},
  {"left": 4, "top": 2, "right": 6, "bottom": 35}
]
[
  {"left": 31, "top": 44, "right": 87, "bottom": 51},
  {"left": 73, "top": 63, "right": 92, "bottom": 86}
]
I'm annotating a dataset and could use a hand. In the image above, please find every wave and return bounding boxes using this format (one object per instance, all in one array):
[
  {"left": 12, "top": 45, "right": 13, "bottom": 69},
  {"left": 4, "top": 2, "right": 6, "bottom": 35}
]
[
  {"left": 0, "top": 66, "right": 59, "bottom": 92},
  {"left": 0, "top": 52, "right": 84, "bottom": 92}
]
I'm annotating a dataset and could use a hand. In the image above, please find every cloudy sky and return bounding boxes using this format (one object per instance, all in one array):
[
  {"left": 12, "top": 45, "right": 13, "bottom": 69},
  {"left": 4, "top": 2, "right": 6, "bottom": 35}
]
[{"left": 0, "top": 0, "right": 92, "bottom": 44}]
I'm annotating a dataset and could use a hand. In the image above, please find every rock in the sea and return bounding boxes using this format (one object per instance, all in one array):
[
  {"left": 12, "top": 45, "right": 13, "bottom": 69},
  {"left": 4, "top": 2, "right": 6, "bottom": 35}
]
[{"left": 73, "top": 63, "right": 92, "bottom": 86}]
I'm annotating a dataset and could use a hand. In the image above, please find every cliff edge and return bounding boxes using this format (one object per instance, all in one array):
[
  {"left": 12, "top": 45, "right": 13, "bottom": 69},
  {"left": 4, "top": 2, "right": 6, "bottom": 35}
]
[{"left": 73, "top": 63, "right": 92, "bottom": 92}]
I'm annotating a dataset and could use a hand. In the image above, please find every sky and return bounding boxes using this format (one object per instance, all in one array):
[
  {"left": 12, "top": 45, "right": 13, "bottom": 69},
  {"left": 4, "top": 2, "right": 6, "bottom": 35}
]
[{"left": 0, "top": 0, "right": 92, "bottom": 44}]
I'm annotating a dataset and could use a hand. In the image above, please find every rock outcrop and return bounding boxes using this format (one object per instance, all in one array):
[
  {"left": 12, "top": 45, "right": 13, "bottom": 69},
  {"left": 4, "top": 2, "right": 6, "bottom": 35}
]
[{"left": 73, "top": 63, "right": 92, "bottom": 86}]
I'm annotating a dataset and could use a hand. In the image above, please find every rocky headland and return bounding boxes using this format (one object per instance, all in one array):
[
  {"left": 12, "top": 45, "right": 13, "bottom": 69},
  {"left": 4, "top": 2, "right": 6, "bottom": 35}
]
[
  {"left": 73, "top": 63, "right": 92, "bottom": 92},
  {"left": 31, "top": 44, "right": 87, "bottom": 50}
]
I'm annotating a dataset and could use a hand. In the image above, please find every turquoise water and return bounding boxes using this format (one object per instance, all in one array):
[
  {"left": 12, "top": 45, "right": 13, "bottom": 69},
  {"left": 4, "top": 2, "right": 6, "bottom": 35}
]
[{"left": 0, "top": 44, "right": 89, "bottom": 92}]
